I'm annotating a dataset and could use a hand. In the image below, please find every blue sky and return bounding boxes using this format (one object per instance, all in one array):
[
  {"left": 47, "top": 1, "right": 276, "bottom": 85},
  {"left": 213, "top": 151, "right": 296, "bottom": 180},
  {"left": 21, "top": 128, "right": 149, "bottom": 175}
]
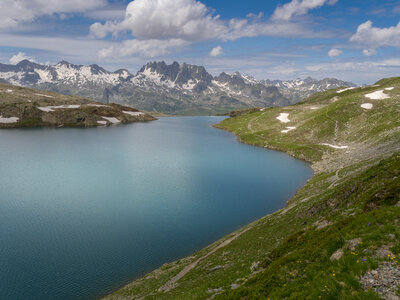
[{"left": 1, "top": 0, "right": 400, "bottom": 83}]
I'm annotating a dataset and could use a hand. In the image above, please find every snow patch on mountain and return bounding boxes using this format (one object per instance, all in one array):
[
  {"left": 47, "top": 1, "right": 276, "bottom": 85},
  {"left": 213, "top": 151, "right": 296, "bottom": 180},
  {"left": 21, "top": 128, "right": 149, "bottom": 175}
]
[{"left": 0, "top": 60, "right": 356, "bottom": 113}]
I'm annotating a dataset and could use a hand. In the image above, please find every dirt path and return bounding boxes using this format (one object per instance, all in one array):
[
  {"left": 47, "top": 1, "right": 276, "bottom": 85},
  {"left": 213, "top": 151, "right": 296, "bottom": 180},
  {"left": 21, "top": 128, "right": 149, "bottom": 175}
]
[{"left": 158, "top": 227, "right": 252, "bottom": 293}]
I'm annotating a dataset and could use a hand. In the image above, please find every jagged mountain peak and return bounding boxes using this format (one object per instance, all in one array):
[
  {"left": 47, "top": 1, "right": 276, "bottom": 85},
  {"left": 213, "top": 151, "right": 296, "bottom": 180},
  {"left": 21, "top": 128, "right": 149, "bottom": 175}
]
[
  {"left": 57, "top": 60, "right": 70, "bottom": 65},
  {"left": 0, "top": 59, "right": 356, "bottom": 114},
  {"left": 115, "top": 68, "right": 130, "bottom": 74},
  {"left": 88, "top": 64, "right": 108, "bottom": 75},
  {"left": 136, "top": 61, "right": 213, "bottom": 87},
  {"left": 16, "top": 59, "right": 36, "bottom": 67},
  {"left": 56, "top": 60, "right": 77, "bottom": 68},
  {"left": 114, "top": 69, "right": 132, "bottom": 78},
  {"left": 16, "top": 60, "right": 44, "bottom": 71},
  {"left": 232, "top": 71, "right": 242, "bottom": 77}
]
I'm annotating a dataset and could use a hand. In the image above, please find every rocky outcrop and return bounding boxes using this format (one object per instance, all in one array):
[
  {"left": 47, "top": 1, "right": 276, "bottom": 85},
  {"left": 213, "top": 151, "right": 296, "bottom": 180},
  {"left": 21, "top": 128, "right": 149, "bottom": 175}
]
[{"left": 0, "top": 83, "right": 156, "bottom": 129}]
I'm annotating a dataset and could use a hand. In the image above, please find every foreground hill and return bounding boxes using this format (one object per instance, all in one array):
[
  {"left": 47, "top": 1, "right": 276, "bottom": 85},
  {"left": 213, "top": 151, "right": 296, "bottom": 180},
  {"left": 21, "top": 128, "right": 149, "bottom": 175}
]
[
  {"left": 0, "top": 83, "right": 155, "bottom": 128},
  {"left": 105, "top": 78, "right": 400, "bottom": 299},
  {"left": 0, "top": 60, "right": 355, "bottom": 115}
]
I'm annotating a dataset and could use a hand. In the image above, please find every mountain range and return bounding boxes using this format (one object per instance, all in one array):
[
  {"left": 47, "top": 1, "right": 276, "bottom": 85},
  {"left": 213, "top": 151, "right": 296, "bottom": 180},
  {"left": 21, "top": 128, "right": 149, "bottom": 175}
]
[{"left": 0, "top": 60, "right": 355, "bottom": 114}]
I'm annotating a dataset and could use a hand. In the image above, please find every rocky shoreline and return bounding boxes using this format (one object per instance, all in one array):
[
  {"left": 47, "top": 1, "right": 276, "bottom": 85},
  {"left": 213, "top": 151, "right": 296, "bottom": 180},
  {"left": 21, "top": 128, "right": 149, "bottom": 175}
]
[{"left": 0, "top": 83, "right": 156, "bottom": 129}]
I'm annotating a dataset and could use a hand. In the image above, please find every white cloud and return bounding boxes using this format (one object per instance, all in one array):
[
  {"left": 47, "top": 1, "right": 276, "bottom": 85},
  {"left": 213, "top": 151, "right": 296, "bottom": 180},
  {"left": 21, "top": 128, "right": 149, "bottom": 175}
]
[
  {"left": 98, "top": 39, "right": 190, "bottom": 59},
  {"left": 350, "top": 21, "right": 400, "bottom": 54},
  {"left": 0, "top": 0, "right": 107, "bottom": 29},
  {"left": 271, "top": 0, "right": 338, "bottom": 21},
  {"left": 90, "top": 0, "right": 330, "bottom": 41},
  {"left": 92, "top": 0, "right": 335, "bottom": 59},
  {"left": 0, "top": 33, "right": 112, "bottom": 61},
  {"left": 210, "top": 46, "right": 223, "bottom": 57},
  {"left": 90, "top": 0, "right": 226, "bottom": 41},
  {"left": 328, "top": 48, "right": 342, "bottom": 57},
  {"left": 9, "top": 52, "right": 36, "bottom": 64},
  {"left": 362, "top": 48, "right": 377, "bottom": 57},
  {"left": 222, "top": 19, "right": 322, "bottom": 41}
]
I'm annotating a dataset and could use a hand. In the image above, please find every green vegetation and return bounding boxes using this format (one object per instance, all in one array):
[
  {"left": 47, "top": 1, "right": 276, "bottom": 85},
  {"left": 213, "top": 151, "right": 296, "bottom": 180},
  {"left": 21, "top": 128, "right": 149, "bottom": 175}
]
[
  {"left": 0, "top": 83, "right": 156, "bottom": 128},
  {"left": 105, "top": 78, "right": 400, "bottom": 299}
]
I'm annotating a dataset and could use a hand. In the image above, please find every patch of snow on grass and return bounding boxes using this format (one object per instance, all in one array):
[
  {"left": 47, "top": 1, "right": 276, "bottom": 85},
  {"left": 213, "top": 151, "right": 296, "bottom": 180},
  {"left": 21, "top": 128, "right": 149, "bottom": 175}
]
[
  {"left": 102, "top": 117, "right": 120, "bottom": 124},
  {"left": 0, "top": 116, "right": 19, "bottom": 123},
  {"left": 37, "top": 107, "right": 55, "bottom": 112},
  {"left": 37, "top": 105, "right": 81, "bottom": 112},
  {"left": 320, "top": 143, "right": 349, "bottom": 149},
  {"left": 337, "top": 87, "right": 355, "bottom": 93},
  {"left": 385, "top": 87, "right": 394, "bottom": 91},
  {"left": 123, "top": 111, "right": 144, "bottom": 116},
  {"left": 87, "top": 104, "right": 107, "bottom": 107},
  {"left": 97, "top": 120, "right": 107, "bottom": 125},
  {"left": 361, "top": 103, "right": 373, "bottom": 110},
  {"left": 35, "top": 93, "right": 54, "bottom": 98},
  {"left": 6, "top": 89, "right": 13, "bottom": 93},
  {"left": 310, "top": 107, "right": 319, "bottom": 110},
  {"left": 277, "top": 113, "right": 290, "bottom": 123},
  {"left": 365, "top": 90, "right": 390, "bottom": 100},
  {"left": 281, "top": 126, "right": 296, "bottom": 133}
]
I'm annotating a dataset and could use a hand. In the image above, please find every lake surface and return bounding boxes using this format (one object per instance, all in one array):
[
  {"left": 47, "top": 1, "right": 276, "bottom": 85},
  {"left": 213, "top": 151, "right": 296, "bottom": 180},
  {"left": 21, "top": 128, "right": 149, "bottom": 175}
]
[{"left": 0, "top": 116, "right": 313, "bottom": 299}]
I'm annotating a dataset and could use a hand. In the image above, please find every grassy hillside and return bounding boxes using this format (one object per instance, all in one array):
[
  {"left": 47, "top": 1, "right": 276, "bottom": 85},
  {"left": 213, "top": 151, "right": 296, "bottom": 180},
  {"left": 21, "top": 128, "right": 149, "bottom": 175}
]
[
  {"left": 0, "top": 83, "right": 156, "bottom": 128},
  {"left": 105, "top": 78, "right": 400, "bottom": 299}
]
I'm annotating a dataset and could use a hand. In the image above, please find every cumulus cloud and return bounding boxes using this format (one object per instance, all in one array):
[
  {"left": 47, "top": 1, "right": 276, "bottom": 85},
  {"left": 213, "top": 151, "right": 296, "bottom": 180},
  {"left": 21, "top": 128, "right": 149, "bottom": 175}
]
[
  {"left": 98, "top": 39, "right": 190, "bottom": 59},
  {"left": 0, "top": 0, "right": 107, "bottom": 29},
  {"left": 350, "top": 21, "right": 400, "bottom": 54},
  {"left": 90, "top": 0, "right": 226, "bottom": 41},
  {"left": 9, "top": 52, "right": 36, "bottom": 64},
  {"left": 92, "top": 0, "right": 337, "bottom": 59},
  {"left": 328, "top": 48, "right": 342, "bottom": 58},
  {"left": 210, "top": 46, "right": 223, "bottom": 57},
  {"left": 271, "top": 0, "right": 338, "bottom": 21}
]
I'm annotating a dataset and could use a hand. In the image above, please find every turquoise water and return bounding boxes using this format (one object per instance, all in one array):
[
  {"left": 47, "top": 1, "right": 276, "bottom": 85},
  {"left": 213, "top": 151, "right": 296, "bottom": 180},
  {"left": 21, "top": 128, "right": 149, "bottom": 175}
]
[{"left": 0, "top": 116, "right": 313, "bottom": 299}]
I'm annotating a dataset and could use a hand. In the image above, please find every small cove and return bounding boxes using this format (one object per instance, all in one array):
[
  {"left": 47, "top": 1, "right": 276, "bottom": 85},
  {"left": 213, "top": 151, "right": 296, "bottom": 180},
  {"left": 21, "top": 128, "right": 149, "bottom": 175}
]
[{"left": 0, "top": 116, "right": 313, "bottom": 299}]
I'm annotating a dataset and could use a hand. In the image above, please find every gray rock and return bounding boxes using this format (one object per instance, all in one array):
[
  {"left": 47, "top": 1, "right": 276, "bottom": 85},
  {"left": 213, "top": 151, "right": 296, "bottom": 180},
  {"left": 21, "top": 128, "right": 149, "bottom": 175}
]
[
  {"left": 207, "top": 265, "right": 223, "bottom": 273},
  {"left": 330, "top": 248, "right": 344, "bottom": 261},
  {"left": 360, "top": 262, "right": 400, "bottom": 299},
  {"left": 0, "top": 60, "right": 356, "bottom": 115}
]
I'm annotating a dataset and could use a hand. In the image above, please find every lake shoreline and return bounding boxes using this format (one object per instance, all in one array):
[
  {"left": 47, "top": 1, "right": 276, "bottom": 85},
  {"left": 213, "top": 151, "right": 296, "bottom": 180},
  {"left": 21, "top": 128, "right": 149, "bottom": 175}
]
[
  {"left": 105, "top": 79, "right": 399, "bottom": 298},
  {"left": 212, "top": 121, "right": 316, "bottom": 171},
  {"left": 102, "top": 116, "right": 315, "bottom": 299},
  {"left": 0, "top": 116, "right": 312, "bottom": 300}
]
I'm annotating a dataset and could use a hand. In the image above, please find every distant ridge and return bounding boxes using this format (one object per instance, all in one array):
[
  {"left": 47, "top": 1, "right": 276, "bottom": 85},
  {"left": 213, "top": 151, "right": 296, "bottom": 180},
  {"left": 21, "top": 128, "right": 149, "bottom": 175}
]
[{"left": 0, "top": 60, "right": 356, "bottom": 115}]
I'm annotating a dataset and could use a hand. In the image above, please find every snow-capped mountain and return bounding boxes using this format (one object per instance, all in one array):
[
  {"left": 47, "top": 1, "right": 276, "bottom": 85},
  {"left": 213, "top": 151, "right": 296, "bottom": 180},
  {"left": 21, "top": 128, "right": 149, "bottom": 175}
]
[
  {"left": 263, "top": 77, "right": 355, "bottom": 102},
  {"left": 0, "top": 60, "right": 355, "bottom": 114}
]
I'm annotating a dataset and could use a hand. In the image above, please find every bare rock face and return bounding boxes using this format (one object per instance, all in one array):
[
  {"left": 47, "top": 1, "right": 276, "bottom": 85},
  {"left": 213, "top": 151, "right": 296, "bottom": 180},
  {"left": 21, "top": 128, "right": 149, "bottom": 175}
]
[
  {"left": 330, "top": 248, "right": 344, "bottom": 261},
  {"left": 360, "top": 262, "right": 400, "bottom": 300},
  {"left": 0, "top": 60, "right": 356, "bottom": 115}
]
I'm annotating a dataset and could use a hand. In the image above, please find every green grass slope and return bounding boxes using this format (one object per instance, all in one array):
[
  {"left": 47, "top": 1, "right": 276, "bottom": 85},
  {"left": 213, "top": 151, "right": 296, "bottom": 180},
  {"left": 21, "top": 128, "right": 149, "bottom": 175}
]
[
  {"left": 105, "top": 78, "right": 400, "bottom": 299},
  {"left": 0, "top": 83, "right": 156, "bottom": 128}
]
